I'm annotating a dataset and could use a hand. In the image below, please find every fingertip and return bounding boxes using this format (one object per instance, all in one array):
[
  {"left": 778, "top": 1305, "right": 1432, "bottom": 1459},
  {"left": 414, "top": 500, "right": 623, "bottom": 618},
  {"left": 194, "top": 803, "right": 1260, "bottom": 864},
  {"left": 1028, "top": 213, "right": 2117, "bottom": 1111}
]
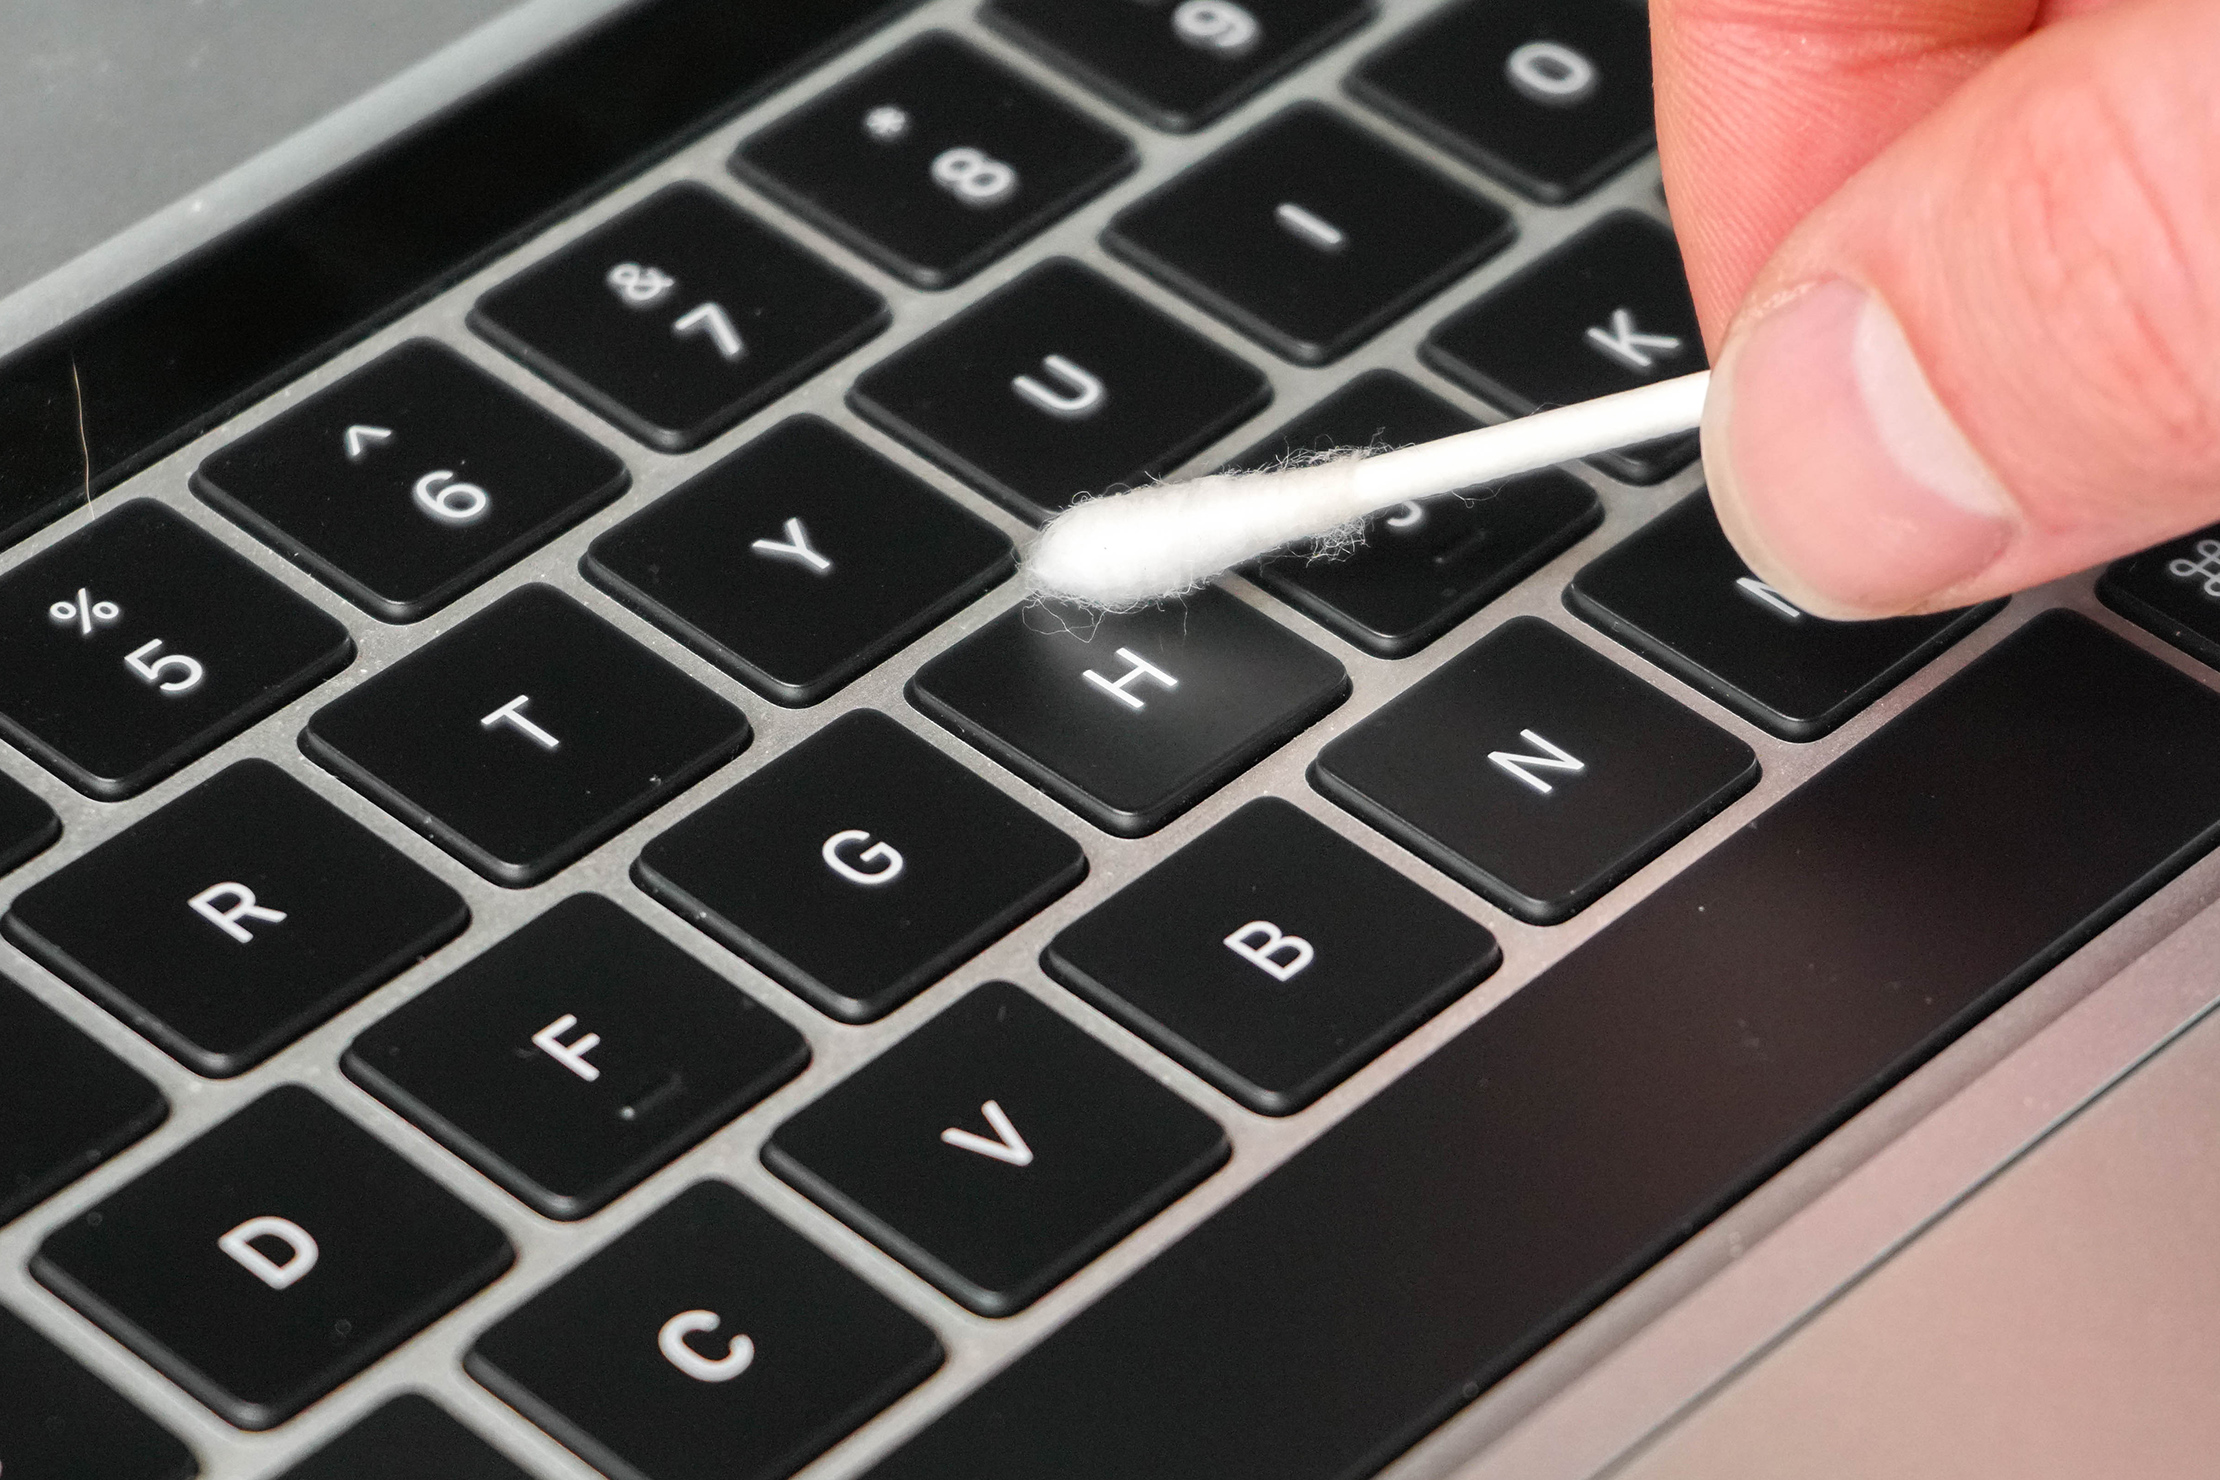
[{"left": 1703, "top": 278, "right": 2016, "bottom": 620}]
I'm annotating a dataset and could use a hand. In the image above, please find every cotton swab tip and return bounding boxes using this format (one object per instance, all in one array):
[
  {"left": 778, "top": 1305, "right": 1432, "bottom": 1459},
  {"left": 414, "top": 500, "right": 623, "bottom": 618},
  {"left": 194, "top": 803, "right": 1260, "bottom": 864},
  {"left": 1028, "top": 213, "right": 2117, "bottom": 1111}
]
[
  {"left": 1023, "top": 458, "right": 1366, "bottom": 608},
  {"left": 1020, "top": 370, "right": 1711, "bottom": 607}
]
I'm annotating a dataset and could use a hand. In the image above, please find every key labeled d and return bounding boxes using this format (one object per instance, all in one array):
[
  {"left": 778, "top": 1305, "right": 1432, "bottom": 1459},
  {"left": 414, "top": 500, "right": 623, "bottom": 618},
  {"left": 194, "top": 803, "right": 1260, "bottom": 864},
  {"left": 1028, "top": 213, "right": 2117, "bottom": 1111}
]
[
  {"left": 219, "top": 1215, "right": 319, "bottom": 1291},
  {"left": 658, "top": 1309, "right": 755, "bottom": 1382}
]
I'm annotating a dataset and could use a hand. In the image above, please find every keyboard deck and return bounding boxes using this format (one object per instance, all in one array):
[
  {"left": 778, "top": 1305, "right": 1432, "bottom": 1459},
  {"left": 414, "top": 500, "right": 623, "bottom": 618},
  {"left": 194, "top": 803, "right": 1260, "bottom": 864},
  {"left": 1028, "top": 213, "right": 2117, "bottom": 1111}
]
[{"left": 6, "top": 1, "right": 2220, "bottom": 1477}]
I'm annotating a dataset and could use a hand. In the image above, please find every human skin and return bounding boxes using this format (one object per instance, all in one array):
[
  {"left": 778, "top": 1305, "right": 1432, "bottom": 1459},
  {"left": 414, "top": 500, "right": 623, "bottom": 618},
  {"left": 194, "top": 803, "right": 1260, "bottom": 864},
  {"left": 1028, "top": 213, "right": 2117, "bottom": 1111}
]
[{"left": 1655, "top": 0, "right": 2220, "bottom": 618}]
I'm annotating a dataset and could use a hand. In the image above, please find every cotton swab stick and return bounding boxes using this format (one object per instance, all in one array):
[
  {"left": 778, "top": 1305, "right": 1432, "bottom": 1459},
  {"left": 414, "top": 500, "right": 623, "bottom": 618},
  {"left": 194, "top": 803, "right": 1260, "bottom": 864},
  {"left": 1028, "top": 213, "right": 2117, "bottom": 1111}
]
[{"left": 1023, "top": 370, "right": 1711, "bottom": 607}]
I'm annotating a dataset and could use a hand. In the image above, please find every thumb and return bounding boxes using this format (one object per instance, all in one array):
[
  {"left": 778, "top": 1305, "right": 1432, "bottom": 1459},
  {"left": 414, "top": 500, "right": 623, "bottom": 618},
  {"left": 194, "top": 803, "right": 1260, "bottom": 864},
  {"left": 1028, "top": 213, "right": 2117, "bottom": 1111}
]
[{"left": 1700, "top": 0, "right": 2220, "bottom": 619}]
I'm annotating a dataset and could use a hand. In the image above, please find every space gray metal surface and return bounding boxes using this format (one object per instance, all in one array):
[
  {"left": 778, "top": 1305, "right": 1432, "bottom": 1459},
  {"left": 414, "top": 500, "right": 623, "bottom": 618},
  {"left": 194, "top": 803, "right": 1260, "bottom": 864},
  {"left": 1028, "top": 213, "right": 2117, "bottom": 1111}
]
[{"left": 0, "top": 3, "right": 2215, "bottom": 1479}]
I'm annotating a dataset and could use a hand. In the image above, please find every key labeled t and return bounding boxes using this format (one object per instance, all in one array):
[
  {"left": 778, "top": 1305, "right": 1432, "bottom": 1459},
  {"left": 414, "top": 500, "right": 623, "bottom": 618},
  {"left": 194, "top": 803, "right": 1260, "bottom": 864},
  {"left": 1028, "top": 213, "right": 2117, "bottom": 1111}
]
[{"left": 481, "top": 694, "right": 560, "bottom": 751}]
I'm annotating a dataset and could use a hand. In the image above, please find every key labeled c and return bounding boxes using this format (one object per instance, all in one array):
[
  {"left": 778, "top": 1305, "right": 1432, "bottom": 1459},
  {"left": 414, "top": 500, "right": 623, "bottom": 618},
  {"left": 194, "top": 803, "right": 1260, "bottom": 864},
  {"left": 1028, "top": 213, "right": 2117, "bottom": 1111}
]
[
  {"left": 658, "top": 1309, "right": 755, "bottom": 1382},
  {"left": 822, "top": 829, "right": 905, "bottom": 886}
]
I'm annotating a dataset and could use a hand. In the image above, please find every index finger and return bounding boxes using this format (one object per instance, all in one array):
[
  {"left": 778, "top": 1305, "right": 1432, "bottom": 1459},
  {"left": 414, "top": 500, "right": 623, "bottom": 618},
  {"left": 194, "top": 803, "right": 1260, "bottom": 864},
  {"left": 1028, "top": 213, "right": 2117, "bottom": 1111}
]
[{"left": 1653, "top": 0, "right": 2044, "bottom": 344}]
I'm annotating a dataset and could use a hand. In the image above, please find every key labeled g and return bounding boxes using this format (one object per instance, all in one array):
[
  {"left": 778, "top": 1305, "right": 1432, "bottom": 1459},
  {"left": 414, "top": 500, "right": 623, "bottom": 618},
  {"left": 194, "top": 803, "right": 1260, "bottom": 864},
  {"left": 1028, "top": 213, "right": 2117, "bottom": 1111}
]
[
  {"left": 823, "top": 829, "right": 905, "bottom": 886},
  {"left": 659, "top": 1309, "right": 755, "bottom": 1382}
]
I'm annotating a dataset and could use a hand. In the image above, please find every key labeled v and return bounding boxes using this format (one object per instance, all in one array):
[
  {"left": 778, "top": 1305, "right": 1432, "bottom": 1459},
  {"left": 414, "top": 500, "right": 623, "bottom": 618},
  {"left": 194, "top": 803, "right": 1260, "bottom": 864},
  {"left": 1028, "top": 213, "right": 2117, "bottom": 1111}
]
[{"left": 940, "top": 1099, "right": 1033, "bottom": 1166}]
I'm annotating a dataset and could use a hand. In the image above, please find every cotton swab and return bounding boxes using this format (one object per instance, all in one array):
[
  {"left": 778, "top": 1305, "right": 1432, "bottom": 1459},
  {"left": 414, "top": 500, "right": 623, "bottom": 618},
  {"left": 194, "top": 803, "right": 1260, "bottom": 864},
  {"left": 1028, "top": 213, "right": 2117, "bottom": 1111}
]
[{"left": 1022, "top": 370, "right": 1710, "bottom": 607}]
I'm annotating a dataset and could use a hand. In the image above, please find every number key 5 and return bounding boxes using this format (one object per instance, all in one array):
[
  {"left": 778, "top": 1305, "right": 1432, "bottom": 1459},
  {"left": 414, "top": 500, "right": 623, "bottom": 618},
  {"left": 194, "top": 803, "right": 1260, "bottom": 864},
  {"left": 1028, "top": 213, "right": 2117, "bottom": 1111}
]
[{"left": 0, "top": 502, "right": 351, "bottom": 799}]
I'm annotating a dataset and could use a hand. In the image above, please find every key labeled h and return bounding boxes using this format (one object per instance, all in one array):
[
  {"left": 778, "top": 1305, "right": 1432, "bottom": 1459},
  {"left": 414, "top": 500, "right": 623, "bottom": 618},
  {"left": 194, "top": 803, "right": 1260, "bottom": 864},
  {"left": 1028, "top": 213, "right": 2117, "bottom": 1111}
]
[{"left": 1083, "top": 648, "right": 1178, "bottom": 712}]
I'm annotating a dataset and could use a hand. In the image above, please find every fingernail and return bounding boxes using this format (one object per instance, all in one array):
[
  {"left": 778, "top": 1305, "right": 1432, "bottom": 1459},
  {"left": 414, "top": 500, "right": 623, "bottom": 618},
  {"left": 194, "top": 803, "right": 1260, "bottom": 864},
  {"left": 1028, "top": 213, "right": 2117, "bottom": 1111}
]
[{"left": 1705, "top": 278, "right": 2014, "bottom": 619}]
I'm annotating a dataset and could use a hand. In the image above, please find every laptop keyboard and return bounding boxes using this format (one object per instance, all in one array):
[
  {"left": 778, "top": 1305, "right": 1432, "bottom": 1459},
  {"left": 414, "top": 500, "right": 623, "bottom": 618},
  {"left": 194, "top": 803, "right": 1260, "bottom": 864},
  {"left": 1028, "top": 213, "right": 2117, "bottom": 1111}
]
[{"left": 5, "top": 1, "right": 2220, "bottom": 1478}]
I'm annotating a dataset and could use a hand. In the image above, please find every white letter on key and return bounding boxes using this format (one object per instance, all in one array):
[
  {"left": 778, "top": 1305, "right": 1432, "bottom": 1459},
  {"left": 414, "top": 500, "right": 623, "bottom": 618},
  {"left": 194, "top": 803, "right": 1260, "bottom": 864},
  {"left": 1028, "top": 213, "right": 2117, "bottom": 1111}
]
[
  {"left": 219, "top": 1215, "right": 319, "bottom": 1290},
  {"left": 532, "top": 1013, "right": 603, "bottom": 1081},
  {"left": 189, "top": 882, "right": 287, "bottom": 944},
  {"left": 481, "top": 694, "right": 560, "bottom": 751},
  {"left": 1224, "top": 920, "right": 1315, "bottom": 981},
  {"left": 750, "top": 517, "right": 833, "bottom": 575}
]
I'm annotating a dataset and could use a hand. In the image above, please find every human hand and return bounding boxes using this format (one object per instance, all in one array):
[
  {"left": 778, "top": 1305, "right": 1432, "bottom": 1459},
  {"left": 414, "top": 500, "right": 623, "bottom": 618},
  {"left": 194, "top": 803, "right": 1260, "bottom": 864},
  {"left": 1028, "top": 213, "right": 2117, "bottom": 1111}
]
[{"left": 1656, "top": 0, "right": 2220, "bottom": 618}]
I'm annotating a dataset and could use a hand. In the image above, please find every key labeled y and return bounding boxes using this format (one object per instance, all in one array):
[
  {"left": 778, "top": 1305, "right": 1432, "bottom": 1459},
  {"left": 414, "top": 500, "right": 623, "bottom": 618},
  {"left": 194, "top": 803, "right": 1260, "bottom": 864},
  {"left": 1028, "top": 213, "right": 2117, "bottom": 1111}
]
[{"left": 751, "top": 517, "right": 833, "bottom": 575}]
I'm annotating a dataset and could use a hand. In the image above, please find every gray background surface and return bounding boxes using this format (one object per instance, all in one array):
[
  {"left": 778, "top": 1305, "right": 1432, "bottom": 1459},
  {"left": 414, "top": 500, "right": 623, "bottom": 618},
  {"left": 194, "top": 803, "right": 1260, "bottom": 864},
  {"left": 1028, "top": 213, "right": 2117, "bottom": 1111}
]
[{"left": 0, "top": 0, "right": 526, "bottom": 301}]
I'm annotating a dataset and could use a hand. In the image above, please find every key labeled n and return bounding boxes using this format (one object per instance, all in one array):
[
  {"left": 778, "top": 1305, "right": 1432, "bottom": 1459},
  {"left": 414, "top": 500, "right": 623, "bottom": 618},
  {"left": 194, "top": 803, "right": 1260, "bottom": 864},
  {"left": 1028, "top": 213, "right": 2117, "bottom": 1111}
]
[{"left": 1487, "top": 729, "right": 1586, "bottom": 796}]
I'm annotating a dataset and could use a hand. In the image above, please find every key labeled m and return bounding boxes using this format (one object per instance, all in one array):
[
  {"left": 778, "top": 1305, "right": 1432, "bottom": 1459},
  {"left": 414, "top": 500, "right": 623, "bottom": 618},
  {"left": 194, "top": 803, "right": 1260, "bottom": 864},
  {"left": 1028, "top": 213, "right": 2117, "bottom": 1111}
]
[{"left": 1487, "top": 729, "right": 1585, "bottom": 796}]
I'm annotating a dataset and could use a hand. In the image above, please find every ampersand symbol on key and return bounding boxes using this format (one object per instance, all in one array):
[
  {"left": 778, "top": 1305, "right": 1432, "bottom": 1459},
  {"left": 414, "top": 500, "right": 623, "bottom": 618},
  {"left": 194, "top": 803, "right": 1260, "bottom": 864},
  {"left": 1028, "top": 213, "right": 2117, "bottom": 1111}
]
[{"left": 605, "top": 262, "right": 678, "bottom": 308}]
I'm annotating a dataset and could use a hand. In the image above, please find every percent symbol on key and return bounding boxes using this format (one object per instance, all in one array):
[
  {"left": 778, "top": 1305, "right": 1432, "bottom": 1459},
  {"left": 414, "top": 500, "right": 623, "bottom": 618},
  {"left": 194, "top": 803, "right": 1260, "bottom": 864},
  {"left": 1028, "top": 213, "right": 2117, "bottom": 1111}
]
[{"left": 49, "top": 588, "right": 121, "bottom": 636}]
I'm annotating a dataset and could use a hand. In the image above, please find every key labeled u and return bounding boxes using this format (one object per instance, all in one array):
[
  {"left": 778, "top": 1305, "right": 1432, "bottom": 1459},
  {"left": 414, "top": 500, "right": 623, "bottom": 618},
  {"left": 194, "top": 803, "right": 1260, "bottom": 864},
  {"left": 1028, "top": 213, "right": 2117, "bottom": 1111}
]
[
  {"left": 1011, "top": 355, "right": 1106, "bottom": 418},
  {"left": 823, "top": 829, "right": 905, "bottom": 885},
  {"left": 658, "top": 1309, "right": 756, "bottom": 1382}
]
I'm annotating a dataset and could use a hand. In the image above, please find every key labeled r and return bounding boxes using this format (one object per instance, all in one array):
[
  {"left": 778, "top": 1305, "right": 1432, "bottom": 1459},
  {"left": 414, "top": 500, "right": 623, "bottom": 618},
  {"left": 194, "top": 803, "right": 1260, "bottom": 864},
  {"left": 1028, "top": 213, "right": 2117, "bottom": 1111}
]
[
  {"left": 190, "top": 882, "right": 287, "bottom": 944},
  {"left": 658, "top": 1309, "right": 756, "bottom": 1382}
]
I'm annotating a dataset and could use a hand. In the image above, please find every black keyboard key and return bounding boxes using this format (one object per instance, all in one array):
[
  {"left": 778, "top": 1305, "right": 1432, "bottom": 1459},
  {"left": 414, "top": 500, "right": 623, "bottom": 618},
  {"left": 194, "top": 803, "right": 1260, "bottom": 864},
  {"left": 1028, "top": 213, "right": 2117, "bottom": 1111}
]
[
  {"left": 1044, "top": 798, "right": 1498, "bottom": 1113},
  {"left": 6, "top": 760, "right": 467, "bottom": 1077},
  {"left": 0, "top": 1302, "right": 196, "bottom": 1480},
  {"left": 637, "top": 710, "right": 1086, "bottom": 1022},
  {"left": 1237, "top": 371, "right": 1600, "bottom": 655},
  {"left": 1568, "top": 492, "right": 2002, "bottom": 739},
  {"left": 851, "top": 259, "right": 1271, "bottom": 523},
  {"left": 34, "top": 1085, "right": 512, "bottom": 1430},
  {"left": 765, "top": 981, "right": 1227, "bottom": 1315},
  {"left": 985, "top": 0, "right": 1374, "bottom": 132},
  {"left": 733, "top": 34, "right": 1135, "bottom": 289},
  {"left": 2098, "top": 522, "right": 2220, "bottom": 671},
  {"left": 194, "top": 341, "right": 629, "bottom": 622},
  {"left": 1350, "top": 0, "right": 1653, "bottom": 203},
  {"left": 1424, "top": 212, "right": 1704, "bottom": 483},
  {"left": 910, "top": 589, "right": 1348, "bottom": 836},
  {"left": 0, "top": 501, "right": 352, "bottom": 799},
  {"left": 346, "top": 894, "right": 809, "bottom": 1219},
  {"left": 0, "top": 976, "right": 166, "bottom": 1225},
  {"left": 583, "top": 417, "right": 1012, "bottom": 705},
  {"left": 469, "top": 1180, "right": 941, "bottom": 1480},
  {"left": 472, "top": 183, "right": 886, "bottom": 452},
  {"left": 863, "top": 612, "right": 2220, "bottom": 1480},
  {"left": 0, "top": 767, "right": 59, "bottom": 875},
  {"left": 1105, "top": 105, "right": 1512, "bottom": 365},
  {"left": 274, "top": 1394, "right": 528, "bottom": 1480},
  {"left": 1312, "top": 616, "right": 1757, "bottom": 922},
  {"left": 303, "top": 584, "right": 749, "bottom": 886}
]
